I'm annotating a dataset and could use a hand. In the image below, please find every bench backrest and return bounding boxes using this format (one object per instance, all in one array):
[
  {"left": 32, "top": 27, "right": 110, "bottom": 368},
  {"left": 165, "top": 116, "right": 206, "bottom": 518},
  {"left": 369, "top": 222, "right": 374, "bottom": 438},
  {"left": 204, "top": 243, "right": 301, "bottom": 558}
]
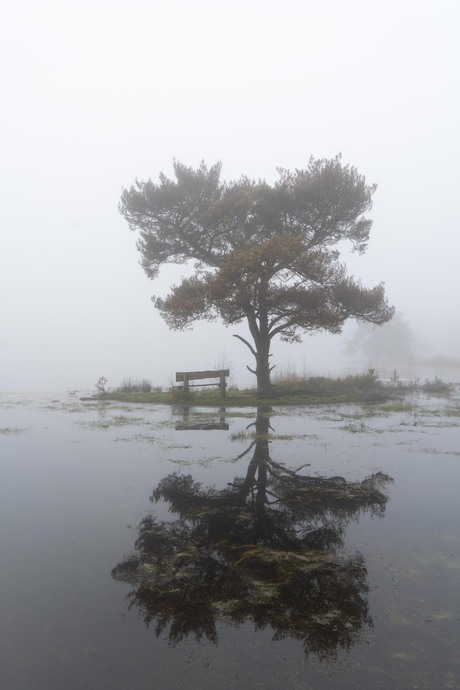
[{"left": 175, "top": 369, "right": 229, "bottom": 382}]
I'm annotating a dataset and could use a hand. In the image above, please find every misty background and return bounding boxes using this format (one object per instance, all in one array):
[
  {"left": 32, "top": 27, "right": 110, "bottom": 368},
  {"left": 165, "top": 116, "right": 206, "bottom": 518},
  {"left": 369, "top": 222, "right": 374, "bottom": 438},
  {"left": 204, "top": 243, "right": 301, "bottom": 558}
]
[{"left": 1, "top": 0, "right": 459, "bottom": 391}]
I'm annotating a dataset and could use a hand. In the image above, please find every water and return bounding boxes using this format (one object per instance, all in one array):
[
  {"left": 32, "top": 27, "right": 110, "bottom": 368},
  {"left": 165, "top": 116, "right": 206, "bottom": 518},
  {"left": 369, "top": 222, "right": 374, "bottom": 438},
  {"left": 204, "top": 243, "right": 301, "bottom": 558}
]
[{"left": 1, "top": 389, "right": 459, "bottom": 689}]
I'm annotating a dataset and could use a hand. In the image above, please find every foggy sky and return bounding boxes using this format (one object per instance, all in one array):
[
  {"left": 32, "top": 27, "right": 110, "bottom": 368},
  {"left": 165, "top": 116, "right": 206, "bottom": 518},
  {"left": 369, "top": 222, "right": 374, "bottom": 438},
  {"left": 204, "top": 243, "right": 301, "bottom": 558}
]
[{"left": 1, "top": 0, "right": 459, "bottom": 391}]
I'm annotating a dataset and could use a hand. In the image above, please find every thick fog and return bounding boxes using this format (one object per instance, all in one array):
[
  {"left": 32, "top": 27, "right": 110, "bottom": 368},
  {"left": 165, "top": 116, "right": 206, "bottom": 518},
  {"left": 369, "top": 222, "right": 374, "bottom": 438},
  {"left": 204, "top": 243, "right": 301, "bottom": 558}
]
[{"left": 1, "top": 0, "right": 459, "bottom": 391}]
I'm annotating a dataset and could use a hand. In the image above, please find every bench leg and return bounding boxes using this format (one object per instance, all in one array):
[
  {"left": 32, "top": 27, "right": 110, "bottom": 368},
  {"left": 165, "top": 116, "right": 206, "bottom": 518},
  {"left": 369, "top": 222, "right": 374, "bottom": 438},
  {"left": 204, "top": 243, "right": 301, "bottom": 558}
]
[{"left": 219, "top": 373, "right": 226, "bottom": 399}]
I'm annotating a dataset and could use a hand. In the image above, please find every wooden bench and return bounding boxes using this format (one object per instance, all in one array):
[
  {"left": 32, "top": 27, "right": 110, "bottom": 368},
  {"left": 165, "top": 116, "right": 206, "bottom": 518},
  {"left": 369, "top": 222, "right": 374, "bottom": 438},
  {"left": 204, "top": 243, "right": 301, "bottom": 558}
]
[{"left": 175, "top": 369, "right": 230, "bottom": 399}]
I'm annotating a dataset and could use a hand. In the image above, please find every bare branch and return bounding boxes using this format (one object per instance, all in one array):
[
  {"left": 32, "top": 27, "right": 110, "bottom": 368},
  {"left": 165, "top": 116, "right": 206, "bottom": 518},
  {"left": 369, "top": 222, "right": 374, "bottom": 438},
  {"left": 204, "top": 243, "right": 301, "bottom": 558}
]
[{"left": 233, "top": 333, "right": 257, "bottom": 357}]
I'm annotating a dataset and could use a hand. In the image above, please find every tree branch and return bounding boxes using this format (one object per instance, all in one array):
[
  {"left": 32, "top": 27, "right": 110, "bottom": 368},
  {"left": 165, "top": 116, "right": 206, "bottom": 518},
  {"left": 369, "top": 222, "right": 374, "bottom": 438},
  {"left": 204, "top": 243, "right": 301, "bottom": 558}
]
[{"left": 233, "top": 333, "right": 257, "bottom": 357}]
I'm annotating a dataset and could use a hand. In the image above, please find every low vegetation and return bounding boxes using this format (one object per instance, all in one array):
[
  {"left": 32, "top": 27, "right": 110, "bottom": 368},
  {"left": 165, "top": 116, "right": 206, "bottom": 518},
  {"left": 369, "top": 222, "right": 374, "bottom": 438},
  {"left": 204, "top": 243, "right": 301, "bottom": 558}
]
[
  {"left": 270, "top": 369, "right": 385, "bottom": 401},
  {"left": 117, "top": 377, "right": 162, "bottom": 394},
  {"left": 87, "top": 371, "right": 455, "bottom": 407},
  {"left": 420, "top": 376, "right": 452, "bottom": 395}
]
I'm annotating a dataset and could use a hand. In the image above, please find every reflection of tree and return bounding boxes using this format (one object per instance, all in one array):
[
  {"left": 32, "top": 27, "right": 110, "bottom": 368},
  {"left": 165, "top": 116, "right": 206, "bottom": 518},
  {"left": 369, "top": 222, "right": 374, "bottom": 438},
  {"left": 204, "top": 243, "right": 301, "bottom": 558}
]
[{"left": 112, "top": 408, "right": 392, "bottom": 659}]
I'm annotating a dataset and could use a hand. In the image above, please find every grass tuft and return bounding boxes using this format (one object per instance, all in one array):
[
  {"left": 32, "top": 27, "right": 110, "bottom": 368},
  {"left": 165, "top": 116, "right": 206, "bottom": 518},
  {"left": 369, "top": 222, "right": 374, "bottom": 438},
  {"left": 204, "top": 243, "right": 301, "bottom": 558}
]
[
  {"left": 117, "top": 378, "right": 162, "bottom": 394},
  {"left": 271, "top": 370, "right": 385, "bottom": 402}
]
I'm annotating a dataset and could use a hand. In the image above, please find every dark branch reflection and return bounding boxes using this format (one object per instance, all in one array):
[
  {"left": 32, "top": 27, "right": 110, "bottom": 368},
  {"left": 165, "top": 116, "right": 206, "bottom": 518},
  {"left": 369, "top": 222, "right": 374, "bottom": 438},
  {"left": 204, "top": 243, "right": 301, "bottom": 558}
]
[{"left": 112, "top": 407, "right": 393, "bottom": 659}]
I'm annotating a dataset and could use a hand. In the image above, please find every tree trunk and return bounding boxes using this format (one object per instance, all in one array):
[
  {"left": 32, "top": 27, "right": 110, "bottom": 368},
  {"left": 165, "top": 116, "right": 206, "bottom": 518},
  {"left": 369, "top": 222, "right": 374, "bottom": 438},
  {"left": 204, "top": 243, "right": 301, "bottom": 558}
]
[
  {"left": 233, "top": 306, "right": 273, "bottom": 395},
  {"left": 255, "top": 338, "right": 272, "bottom": 396}
]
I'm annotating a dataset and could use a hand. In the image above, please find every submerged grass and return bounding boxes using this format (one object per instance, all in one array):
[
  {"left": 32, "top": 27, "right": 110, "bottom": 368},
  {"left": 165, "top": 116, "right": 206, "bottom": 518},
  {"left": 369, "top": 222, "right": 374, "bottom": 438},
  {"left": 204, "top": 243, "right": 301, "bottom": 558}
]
[{"left": 0, "top": 427, "right": 30, "bottom": 435}]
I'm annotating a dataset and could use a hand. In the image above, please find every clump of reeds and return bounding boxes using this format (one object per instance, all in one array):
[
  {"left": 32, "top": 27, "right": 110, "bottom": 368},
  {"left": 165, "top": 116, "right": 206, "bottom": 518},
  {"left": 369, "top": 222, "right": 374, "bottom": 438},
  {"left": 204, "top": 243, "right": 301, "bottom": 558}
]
[
  {"left": 117, "top": 377, "right": 162, "bottom": 393},
  {"left": 271, "top": 368, "right": 382, "bottom": 399}
]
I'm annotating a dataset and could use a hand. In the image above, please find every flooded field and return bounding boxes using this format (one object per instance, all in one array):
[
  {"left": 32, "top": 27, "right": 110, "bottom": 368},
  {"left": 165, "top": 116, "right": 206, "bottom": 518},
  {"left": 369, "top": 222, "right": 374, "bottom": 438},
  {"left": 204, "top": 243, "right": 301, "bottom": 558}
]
[{"left": 1, "top": 388, "right": 460, "bottom": 690}]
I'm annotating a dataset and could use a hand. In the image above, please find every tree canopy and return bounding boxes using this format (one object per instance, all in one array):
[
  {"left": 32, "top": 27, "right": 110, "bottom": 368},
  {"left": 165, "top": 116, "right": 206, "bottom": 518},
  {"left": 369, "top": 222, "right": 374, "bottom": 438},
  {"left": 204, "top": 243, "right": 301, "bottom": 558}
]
[{"left": 120, "top": 157, "right": 394, "bottom": 393}]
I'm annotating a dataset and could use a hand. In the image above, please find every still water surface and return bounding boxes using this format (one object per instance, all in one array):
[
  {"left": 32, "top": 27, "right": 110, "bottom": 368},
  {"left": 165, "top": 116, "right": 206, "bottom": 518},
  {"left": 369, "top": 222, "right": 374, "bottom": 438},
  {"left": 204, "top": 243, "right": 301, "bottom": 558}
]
[{"left": 1, "top": 389, "right": 459, "bottom": 689}]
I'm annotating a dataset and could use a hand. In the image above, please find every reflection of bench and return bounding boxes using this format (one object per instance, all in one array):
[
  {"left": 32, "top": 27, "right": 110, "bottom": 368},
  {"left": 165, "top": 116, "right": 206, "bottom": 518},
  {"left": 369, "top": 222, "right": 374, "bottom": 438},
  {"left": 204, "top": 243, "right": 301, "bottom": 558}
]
[
  {"left": 175, "top": 408, "right": 229, "bottom": 431},
  {"left": 175, "top": 369, "right": 229, "bottom": 399}
]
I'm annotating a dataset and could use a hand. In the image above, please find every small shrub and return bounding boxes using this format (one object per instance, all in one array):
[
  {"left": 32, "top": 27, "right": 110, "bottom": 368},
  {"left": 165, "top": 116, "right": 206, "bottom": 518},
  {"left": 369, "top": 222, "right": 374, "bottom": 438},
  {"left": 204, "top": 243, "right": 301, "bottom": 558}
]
[
  {"left": 422, "top": 376, "right": 451, "bottom": 394},
  {"left": 95, "top": 376, "right": 108, "bottom": 395}
]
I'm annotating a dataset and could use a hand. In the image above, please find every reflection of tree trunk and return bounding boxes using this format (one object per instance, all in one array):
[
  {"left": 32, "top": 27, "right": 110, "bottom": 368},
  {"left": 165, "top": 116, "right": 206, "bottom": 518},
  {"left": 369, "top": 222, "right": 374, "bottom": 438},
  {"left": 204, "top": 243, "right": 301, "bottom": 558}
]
[
  {"left": 233, "top": 408, "right": 274, "bottom": 545},
  {"left": 255, "top": 456, "right": 267, "bottom": 520},
  {"left": 234, "top": 408, "right": 271, "bottom": 502},
  {"left": 254, "top": 409, "right": 269, "bottom": 516}
]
